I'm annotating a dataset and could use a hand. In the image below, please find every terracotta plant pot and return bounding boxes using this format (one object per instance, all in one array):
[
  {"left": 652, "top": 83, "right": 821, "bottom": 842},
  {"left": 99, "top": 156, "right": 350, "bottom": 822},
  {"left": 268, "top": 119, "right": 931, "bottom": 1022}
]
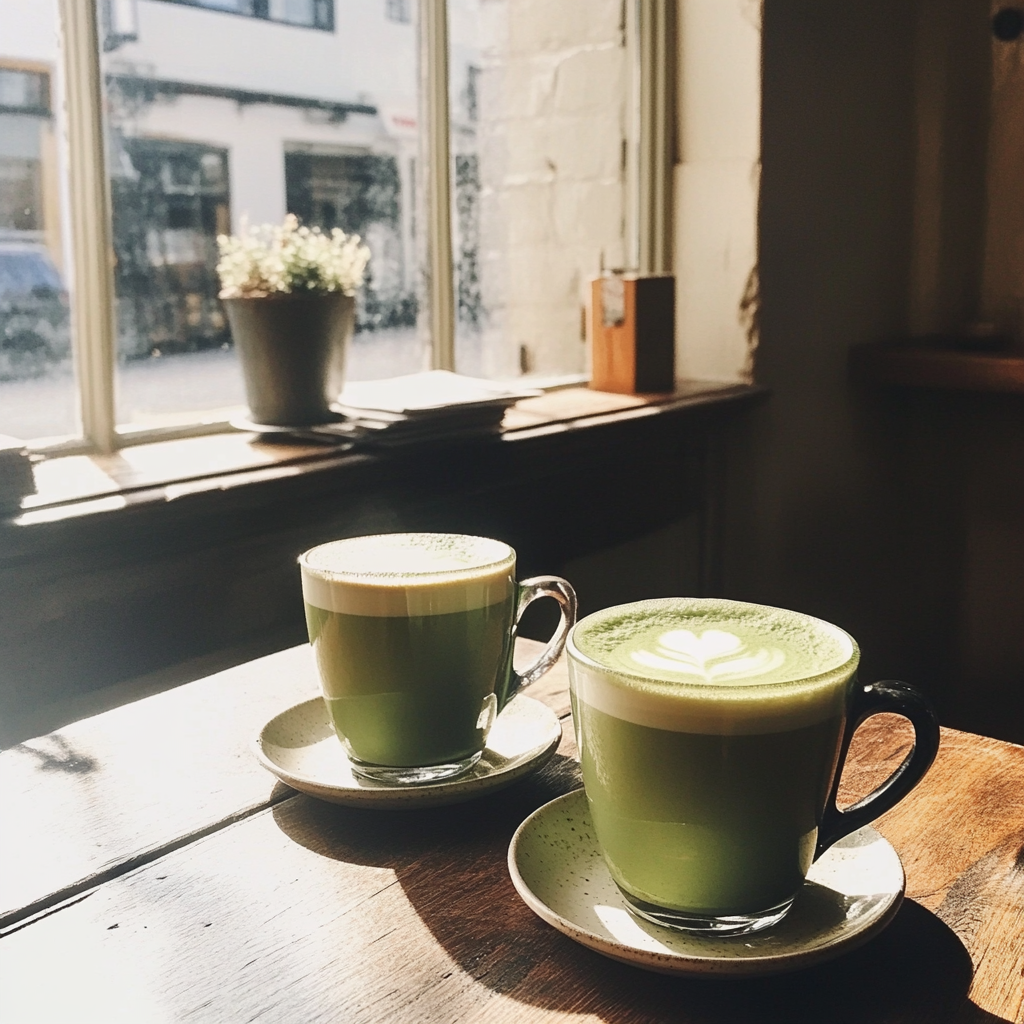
[{"left": 223, "top": 292, "right": 356, "bottom": 426}]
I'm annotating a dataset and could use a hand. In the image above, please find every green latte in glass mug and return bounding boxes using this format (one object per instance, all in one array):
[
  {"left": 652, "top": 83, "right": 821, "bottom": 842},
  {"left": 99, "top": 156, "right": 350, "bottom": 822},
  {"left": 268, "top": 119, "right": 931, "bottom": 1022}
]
[
  {"left": 567, "top": 598, "right": 939, "bottom": 936},
  {"left": 300, "top": 533, "right": 576, "bottom": 785}
]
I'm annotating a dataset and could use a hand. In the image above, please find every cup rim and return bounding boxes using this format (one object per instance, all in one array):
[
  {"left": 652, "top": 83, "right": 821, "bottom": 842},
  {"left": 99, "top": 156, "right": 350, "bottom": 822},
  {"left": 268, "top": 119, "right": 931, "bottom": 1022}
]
[
  {"left": 298, "top": 532, "right": 516, "bottom": 586},
  {"left": 567, "top": 597, "right": 860, "bottom": 694}
]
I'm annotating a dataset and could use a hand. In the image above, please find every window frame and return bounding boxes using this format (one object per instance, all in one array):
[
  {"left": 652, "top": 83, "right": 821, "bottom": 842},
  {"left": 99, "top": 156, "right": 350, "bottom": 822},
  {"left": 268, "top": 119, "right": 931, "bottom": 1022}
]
[{"left": 44, "top": 0, "right": 672, "bottom": 456}]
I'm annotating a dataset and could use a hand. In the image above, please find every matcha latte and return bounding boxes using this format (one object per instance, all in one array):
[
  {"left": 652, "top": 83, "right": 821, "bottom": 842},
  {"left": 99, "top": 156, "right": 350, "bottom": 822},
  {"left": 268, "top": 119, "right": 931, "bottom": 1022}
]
[
  {"left": 300, "top": 534, "right": 517, "bottom": 783},
  {"left": 567, "top": 598, "right": 859, "bottom": 934}
]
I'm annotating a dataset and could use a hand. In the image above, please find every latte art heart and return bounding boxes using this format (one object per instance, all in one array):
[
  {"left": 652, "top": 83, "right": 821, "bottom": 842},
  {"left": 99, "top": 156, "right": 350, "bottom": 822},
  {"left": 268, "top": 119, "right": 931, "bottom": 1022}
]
[
  {"left": 572, "top": 597, "right": 856, "bottom": 695},
  {"left": 630, "top": 628, "right": 787, "bottom": 683}
]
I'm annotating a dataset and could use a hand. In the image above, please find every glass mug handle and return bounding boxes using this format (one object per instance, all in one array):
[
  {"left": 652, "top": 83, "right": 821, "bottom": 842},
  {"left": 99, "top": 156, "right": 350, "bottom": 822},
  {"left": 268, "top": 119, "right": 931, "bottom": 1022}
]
[
  {"left": 815, "top": 679, "right": 940, "bottom": 859},
  {"left": 501, "top": 576, "right": 578, "bottom": 710}
]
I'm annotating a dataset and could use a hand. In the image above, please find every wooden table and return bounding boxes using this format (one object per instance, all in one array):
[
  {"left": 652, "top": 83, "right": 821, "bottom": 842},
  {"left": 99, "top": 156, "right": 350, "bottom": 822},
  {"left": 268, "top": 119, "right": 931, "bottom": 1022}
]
[{"left": 2, "top": 641, "right": 1022, "bottom": 1023}]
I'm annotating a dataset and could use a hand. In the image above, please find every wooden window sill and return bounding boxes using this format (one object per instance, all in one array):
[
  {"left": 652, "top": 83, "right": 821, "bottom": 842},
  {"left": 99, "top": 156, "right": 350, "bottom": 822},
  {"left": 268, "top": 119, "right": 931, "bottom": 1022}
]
[
  {"left": 850, "top": 342, "right": 1024, "bottom": 394},
  {"left": 9, "top": 381, "right": 760, "bottom": 527}
]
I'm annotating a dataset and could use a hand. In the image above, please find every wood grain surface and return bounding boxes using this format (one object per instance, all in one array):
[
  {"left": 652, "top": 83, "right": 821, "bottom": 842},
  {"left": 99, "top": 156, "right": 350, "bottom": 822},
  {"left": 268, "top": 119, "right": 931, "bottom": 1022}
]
[
  {"left": 0, "top": 639, "right": 567, "bottom": 930},
  {"left": 839, "top": 718, "right": 1024, "bottom": 1023},
  {"left": 3, "top": 649, "right": 1023, "bottom": 1023},
  {"left": 849, "top": 342, "right": 1024, "bottom": 395}
]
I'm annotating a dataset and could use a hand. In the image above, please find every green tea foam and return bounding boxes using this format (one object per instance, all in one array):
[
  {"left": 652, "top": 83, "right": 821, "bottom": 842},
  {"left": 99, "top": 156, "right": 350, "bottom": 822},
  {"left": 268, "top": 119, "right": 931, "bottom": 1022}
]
[
  {"left": 300, "top": 533, "right": 515, "bottom": 617},
  {"left": 568, "top": 598, "right": 858, "bottom": 734}
]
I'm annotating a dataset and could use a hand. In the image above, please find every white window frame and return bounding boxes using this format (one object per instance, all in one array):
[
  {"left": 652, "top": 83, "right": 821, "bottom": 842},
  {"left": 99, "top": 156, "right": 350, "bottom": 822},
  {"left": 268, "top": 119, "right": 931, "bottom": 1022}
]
[{"left": 48, "top": 0, "right": 673, "bottom": 455}]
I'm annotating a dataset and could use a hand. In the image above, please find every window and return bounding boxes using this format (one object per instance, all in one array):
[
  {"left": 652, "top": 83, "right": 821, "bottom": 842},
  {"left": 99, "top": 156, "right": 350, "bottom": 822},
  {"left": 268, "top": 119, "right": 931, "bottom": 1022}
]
[
  {"left": 0, "top": 0, "right": 666, "bottom": 452},
  {"left": 0, "top": 37, "right": 77, "bottom": 441},
  {"left": 384, "top": 0, "right": 411, "bottom": 25},
  {"left": 152, "top": 0, "right": 335, "bottom": 32},
  {"left": 447, "top": 5, "right": 632, "bottom": 377},
  {"left": 97, "top": 0, "right": 422, "bottom": 431},
  {"left": 0, "top": 70, "right": 49, "bottom": 232},
  {"left": 0, "top": 67, "right": 50, "bottom": 114}
]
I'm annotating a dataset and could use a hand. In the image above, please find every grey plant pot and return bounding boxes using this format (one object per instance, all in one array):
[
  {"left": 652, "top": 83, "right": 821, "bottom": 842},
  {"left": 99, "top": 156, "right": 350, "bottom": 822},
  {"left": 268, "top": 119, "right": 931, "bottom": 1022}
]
[{"left": 223, "top": 292, "right": 356, "bottom": 426}]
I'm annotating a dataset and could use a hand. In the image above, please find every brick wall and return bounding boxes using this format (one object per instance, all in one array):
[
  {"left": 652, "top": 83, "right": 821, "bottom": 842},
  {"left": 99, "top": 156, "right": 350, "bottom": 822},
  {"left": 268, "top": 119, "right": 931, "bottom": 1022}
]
[{"left": 452, "top": 0, "right": 628, "bottom": 377}]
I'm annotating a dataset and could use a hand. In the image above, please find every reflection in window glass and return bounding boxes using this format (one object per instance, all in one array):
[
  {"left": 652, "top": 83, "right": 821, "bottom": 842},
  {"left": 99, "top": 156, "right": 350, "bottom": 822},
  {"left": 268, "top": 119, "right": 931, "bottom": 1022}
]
[
  {"left": 268, "top": 0, "right": 334, "bottom": 30},
  {"left": 104, "top": 0, "right": 425, "bottom": 428},
  {"left": 285, "top": 151, "right": 417, "bottom": 333},
  {"left": 384, "top": 0, "right": 411, "bottom": 25},
  {"left": 0, "top": 67, "right": 50, "bottom": 112},
  {"left": 153, "top": 0, "right": 335, "bottom": 31},
  {"left": 0, "top": 1, "right": 78, "bottom": 442},
  {"left": 448, "top": 0, "right": 628, "bottom": 379}
]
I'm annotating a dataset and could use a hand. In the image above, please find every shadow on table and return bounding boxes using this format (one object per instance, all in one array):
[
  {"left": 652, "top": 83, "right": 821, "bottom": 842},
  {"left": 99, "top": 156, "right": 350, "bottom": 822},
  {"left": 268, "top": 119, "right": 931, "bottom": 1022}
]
[
  {"left": 8, "top": 733, "right": 100, "bottom": 775},
  {"left": 272, "top": 753, "right": 990, "bottom": 1024}
]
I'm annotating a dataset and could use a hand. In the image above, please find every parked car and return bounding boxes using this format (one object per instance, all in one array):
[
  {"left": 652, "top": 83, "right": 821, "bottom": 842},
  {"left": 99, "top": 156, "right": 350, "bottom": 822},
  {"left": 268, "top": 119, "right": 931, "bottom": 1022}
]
[{"left": 0, "top": 240, "right": 71, "bottom": 380}]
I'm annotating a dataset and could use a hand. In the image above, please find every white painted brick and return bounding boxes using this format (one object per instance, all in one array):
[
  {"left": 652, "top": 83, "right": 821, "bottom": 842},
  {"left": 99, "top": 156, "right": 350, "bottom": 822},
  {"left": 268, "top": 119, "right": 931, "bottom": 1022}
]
[
  {"left": 501, "top": 118, "right": 560, "bottom": 180},
  {"left": 491, "top": 54, "right": 558, "bottom": 120},
  {"left": 540, "top": 116, "right": 623, "bottom": 181},
  {"left": 507, "top": 0, "right": 623, "bottom": 56},
  {"left": 461, "top": 0, "right": 626, "bottom": 375},
  {"left": 496, "top": 183, "right": 555, "bottom": 245},
  {"left": 552, "top": 46, "right": 626, "bottom": 117},
  {"left": 506, "top": 246, "right": 578, "bottom": 302},
  {"left": 553, "top": 180, "right": 625, "bottom": 246}
]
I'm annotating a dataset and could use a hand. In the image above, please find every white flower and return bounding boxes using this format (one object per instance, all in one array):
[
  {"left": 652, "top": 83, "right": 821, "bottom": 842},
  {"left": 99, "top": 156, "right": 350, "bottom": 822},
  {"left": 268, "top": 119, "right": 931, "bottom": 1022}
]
[{"left": 216, "top": 214, "right": 371, "bottom": 299}]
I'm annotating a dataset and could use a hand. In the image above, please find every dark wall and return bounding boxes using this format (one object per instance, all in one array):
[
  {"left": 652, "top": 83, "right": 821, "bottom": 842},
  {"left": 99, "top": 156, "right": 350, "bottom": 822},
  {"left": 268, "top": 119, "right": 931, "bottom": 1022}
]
[{"left": 722, "top": 0, "right": 1024, "bottom": 743}]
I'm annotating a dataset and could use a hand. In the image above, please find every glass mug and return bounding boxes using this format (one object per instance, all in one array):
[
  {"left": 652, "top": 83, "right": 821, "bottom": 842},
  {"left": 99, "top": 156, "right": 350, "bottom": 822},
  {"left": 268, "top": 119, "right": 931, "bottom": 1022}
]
[
  {"left": 300, "top": 532, "right": 577, "bottom": 784},
  {"left": 567, "top": 597, "right": 940, "bottom": 935}
]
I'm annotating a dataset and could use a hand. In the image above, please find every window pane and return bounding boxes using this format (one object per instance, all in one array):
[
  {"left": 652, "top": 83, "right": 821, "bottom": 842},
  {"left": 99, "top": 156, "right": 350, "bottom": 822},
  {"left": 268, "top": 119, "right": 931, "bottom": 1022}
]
[
  {"left": 0, "top": 1, "right": 78, "bottom": 442},
  {"left": 150, "top": 0, "right": 335, "bottom": 31},
  {"left": 179, "top": 1, "right": 253, "bottom": 13},
  {"left": 448, "top": 0, "right": 628, "bottom": 379},
  {"left": 267, "top": 0, "right": 332, "bottom": 29},
  {"left": 384, "top": 0, "right": 411, "bottom": 24},
  {"left": 102, "top": 0, "right": 425, "bottom": 429}
]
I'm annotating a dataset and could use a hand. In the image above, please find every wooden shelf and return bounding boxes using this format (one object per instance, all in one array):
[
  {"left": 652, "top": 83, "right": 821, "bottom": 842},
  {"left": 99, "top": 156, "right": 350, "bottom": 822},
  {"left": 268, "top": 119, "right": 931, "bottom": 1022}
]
[
  {"left": 850, "top": 343, "right": 1024, "bottom": 394},
  {"left": 13, "top": 381, "right": 754, "bottom": 520}
]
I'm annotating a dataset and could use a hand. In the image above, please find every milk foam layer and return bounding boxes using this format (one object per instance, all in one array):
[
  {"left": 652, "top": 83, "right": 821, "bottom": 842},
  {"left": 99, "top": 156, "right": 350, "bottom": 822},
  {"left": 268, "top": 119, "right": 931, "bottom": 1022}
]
[
  {"left": 300, "top": 533, "right": 516, "bottom": 617},
  {"left": 568, "top": 598, "right": 858, "bottom": 734}
]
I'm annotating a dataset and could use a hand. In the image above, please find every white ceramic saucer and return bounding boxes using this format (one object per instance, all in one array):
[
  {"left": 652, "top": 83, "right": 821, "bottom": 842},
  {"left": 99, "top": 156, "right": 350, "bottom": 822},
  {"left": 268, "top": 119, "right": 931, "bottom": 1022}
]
[
  {"left": 508, "top": 789, "right": 905, "bottom": 977},
  {"left": 255, "top": 694, "right": 561, "bottom": 809}
]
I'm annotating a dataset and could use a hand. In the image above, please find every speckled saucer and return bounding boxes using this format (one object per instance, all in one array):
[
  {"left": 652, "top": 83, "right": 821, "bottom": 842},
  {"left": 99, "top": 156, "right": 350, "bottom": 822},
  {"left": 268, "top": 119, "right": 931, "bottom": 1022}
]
[
  {"left": 508, "top": 789, "right": 905, "bottom": 977},
  {"left": 255, "top": 695, "right": 561, "bottom": 809}
]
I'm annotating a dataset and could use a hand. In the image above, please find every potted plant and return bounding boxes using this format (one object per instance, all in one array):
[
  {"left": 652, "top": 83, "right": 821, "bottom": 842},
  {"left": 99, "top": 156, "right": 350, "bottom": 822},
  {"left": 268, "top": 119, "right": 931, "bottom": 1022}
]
[{"left": 217, "top": 215, "right": 370, "bottom": 426}]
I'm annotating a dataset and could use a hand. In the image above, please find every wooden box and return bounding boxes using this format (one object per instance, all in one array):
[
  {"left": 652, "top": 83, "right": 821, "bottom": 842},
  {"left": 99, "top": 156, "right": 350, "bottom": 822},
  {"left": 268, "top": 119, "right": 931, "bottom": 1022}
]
[{"left": 589, "top": 273, "right": 675, "bottom": 394}]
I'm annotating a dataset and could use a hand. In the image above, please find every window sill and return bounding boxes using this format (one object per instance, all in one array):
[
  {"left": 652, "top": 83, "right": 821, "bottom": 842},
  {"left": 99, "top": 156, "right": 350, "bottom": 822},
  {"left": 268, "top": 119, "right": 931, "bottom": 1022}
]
[
  {"left": 849, "top": 341, "right": 1024, "bottom": 394},
  {"left": 9, "top": 381, "right": 761, "bottom": 528}
]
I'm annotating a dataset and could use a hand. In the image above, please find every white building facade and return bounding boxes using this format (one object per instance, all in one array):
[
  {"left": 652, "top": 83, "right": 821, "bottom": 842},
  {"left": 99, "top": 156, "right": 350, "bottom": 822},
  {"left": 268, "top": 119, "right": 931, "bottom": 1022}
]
[{"left": 2, "top": 0, "right": 629, "bottom": 394}]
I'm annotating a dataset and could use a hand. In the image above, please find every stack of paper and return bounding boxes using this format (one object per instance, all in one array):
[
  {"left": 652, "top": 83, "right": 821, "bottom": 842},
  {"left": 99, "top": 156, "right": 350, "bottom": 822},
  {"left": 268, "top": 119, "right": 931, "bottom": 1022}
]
[{"left": 313, "top": 371, "right": 541, "bottom": 446}]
